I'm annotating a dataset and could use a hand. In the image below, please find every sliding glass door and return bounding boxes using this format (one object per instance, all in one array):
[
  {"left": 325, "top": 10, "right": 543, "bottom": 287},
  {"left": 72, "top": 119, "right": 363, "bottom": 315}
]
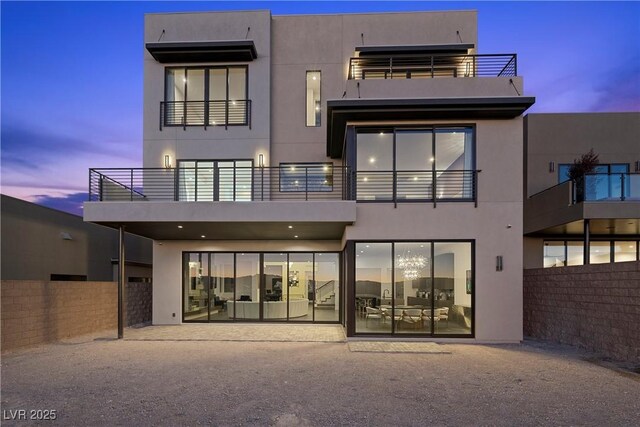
[
  {"left": 178, "top": 159, "right": 252, "bottom": 201},
  {"left": 183, "top": 252, "right": 341, "bottom": 323},
  {"left": 354, "top": 241, "right": 473, "bottom": 336}
]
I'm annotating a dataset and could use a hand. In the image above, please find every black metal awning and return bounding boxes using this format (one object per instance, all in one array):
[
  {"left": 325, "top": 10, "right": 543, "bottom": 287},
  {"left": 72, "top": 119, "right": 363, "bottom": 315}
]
[
  {"left": 355, "top": 44, "right": 474, "bottom": 56},
  {"left": 145, "top": 40, "right": 257, "bottom": 63},
  {"left": 326, "top": 97, "right": 536, "bottom": 158}
]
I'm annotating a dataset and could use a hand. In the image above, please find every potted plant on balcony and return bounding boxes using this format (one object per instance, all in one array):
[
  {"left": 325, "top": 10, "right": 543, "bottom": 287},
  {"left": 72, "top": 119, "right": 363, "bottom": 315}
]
[{"left": 568, "top": 148, "right": 600, "bottom": 202}]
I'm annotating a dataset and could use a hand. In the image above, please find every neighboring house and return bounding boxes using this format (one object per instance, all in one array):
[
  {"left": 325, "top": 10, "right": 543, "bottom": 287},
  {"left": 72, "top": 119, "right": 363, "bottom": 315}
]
[
  {"left": 523, "top": 113, "right": 640, "bottom": 269},
  {"left": 1, "top": 194, "right": 152, "bottom": 282},
  {"left": 84, "top": 10, "right": 535, "bottom": 341}
]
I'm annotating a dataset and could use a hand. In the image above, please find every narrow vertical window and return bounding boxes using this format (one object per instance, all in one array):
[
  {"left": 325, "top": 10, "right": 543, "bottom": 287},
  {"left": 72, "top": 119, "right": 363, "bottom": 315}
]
[{"left": 306, "top": 71, "right": 321, "bottom": 127}]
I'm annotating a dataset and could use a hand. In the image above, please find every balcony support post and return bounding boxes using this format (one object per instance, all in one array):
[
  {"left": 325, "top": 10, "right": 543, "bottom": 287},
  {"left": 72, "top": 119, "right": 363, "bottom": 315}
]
[
  {"left": 583, "top": 219, "right": 590, "bottom": 265},
  {"left": 118, "top": 225, "right": 126, "bottom": 339}
]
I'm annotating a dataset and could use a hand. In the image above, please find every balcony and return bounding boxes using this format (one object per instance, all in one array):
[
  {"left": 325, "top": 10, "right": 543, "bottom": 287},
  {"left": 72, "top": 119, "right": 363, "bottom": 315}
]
[
  {"left": 576, "top": 173, "right": 640, "bottom": 202},
  {"left": 89, "top": 166, "right": 351, "bottom": 202},
  {"left": 159, "top": 99, "right": 251, "bottom": 130},
  {"left": 88, "top": 167, "right": 479, "bottom": 205},
  {"left": 524, "top": 173, "right": 640, "bottom": 236},
  {"left": 348, "top": 53, "right": 517, "bottom": 80}
]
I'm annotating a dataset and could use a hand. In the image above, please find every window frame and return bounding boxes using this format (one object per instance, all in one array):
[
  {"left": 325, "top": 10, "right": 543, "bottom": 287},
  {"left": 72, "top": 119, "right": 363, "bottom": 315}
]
[
  {"left": 305, "top": 70, "right": 321, "bottom": 128},
  {"left": 176, "top": 158, "right": 254, "bottom": 201},
  {"left": 163, "top": 65, "right": 249, "bottom": 127},
  {"left": 353, "top": 125, "right": 477, "bottom": 203}
]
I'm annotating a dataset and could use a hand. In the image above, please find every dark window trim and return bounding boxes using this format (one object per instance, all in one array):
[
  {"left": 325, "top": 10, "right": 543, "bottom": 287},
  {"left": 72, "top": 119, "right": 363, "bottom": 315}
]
[
  {"left": 349, "top": 239, "right": 475, "bottom": 338},
  {"left": 543, "top": 238, "right": 640, "bottom": 266},
  {"left": 353, "top": 125, "right": 477, "bottom": 204},
  {"left": 182, "top": 250, "right": 342, "bottom": 324},
  {"left": 163, "top": 65, "right": 250, "bottom": 128},
  {"left": 305, "top": 70, "right": 321, "bottom": 128},
  {"left": 278, "top": 162, "right": 334, "bottom": 193}
]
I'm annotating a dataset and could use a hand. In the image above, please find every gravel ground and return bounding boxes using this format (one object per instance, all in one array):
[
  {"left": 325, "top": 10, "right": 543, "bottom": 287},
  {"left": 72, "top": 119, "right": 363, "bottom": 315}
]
[{"left": 1, "top": 334, "right": 639, "bottom": 426}]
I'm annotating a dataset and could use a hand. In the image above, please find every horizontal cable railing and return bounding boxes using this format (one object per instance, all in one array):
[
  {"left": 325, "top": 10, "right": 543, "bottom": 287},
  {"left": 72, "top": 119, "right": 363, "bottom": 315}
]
[
  {"left": 348, "top": 53, "right": 517, "bottom": 79},
  {"left": 159, "top": 99, "right": 251, "bottom": 130},
  {"left": 354, "top": 170, "right": 478, "bottom": 206},
  {"left": 89, "top": 166, "right": 351, "bottom": 202},
  {"left": 575, "top": 173, "right": 640, "bottom": 203}
]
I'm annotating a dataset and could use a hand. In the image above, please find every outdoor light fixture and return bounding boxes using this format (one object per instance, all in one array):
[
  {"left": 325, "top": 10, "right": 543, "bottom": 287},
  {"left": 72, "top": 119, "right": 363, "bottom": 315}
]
[
  {"left": 60, "top": 232, "right": 73, "bottom": 241},
  {"left": 164, "top": 155, "right": 172, "bottom": 169},
  {"left": 258, "top": 154, "right": 264, "bottom": 167},
  {"left": 635, "top": 160, "right": 640, "bottom": 172},
  {"left": 549, "top": 161, "right": 555, "bottom": 172},
  {"left": 496, "top": 256, "right": 504, "bottom": 271}
]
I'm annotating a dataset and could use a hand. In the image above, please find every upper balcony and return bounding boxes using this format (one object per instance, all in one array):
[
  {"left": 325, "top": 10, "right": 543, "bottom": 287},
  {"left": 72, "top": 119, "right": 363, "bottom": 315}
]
[
  {"left": 524, "top": 173, "right": 640, "bottom": 236},
  {"left": 343, "top": 46, "right": 522, "bottom": 100},
  {"left": 348, "top": 53, "right": 517, "bottom": 80}
]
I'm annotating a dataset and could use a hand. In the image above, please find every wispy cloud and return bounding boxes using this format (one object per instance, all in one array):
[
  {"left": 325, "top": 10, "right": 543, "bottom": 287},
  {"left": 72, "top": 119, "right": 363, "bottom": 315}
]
[{"left": 31, "top": 192, "right": 88, "bottom": 216}]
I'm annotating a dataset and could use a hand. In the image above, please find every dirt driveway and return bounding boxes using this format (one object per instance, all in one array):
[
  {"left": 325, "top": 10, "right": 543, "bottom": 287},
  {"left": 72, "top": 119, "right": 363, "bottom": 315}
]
[{"left": 1, "top": 327, "right": 639, "bottom": 426}]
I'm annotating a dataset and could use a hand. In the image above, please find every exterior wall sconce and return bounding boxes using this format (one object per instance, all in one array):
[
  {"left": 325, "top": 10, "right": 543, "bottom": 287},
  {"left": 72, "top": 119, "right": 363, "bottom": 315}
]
[
  {"left": 258, "top": 154, "right": 264, "bottom": 167},
  {"left": 635, "top": 160, "right": 640, "bottom": 172},
  {"left": 164, "top": 155, "right": 172, "bottom": 169},
  {"left": 549, "top": 161, "right": 555, "bottom": 172},
  {"left": 496, "top": 256, "right": 503, "bottom": 271}
]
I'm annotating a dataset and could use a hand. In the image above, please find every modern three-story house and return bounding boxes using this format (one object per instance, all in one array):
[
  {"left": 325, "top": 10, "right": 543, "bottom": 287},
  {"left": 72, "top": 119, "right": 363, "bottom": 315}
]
[{"left": 84, "top": 9, "right": 535, "bottom": 341}]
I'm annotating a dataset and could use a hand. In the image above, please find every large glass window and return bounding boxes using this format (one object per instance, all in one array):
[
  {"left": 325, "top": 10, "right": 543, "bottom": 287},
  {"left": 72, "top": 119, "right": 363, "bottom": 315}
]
[
  {"left": 279, "top": 163, "right": 333, "bottom": 193},
  {"left": 356, "top": 130, "right": 393, "bottom": 200},
  {"left": 315, "top": 253, "right": 340, "bottom": 322},
  {"left": 355, "top": 241, "right": 473, "bottom": 336},
  {"left": 306, "top": 71, "right": 321, "bottom": 126},
  {"left": 209, "top": 253, "right": 234, "bottom": 320},
  {"left": 543, "top": 242, "right": 566, "bottom": 268},
  {"left": 355, "top": 243, "right": 392, "bottom": 333},
  {"left": 355, "top": 127, "right": 475, "bottom": 202},
  {"left": 184, "top": 252, "right": 340, "bottom": 323},
  {"left": 164, "top": 66, "right": 248, "bottom": 127},
  {"left": 543, "top": 240, "right": 639, "bottom": 267},
  {"left": 614, "top": 241, "right": 638, "bottom": 262}
]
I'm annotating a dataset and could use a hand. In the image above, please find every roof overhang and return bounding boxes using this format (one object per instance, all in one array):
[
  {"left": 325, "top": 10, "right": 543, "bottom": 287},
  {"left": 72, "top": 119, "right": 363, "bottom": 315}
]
[
  {"left": 355, "top": 44, "right": 474, "bottom": 56},
  {"left": 326, "top": 97, "right": 536, "bottom": 158},
  {"left": 145, "top": 40, "right": 257, "bottom": 63}
]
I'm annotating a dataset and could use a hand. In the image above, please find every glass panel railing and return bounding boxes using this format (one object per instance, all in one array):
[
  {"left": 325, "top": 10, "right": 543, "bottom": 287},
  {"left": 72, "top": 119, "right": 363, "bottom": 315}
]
[{"left": 582, "top": 173, "right": 639, "bottom": 201}]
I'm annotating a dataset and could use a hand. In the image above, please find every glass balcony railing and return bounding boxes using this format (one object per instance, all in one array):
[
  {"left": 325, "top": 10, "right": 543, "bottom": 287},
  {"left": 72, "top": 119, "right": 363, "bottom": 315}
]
[{"left": 575, "top": 173, "right": 640, "bottom": 202}]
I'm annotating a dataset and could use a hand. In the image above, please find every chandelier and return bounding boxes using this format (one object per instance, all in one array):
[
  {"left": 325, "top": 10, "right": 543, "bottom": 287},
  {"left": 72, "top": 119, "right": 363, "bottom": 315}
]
[{"left": 397, "top": 255, "right": 427, "bottom": 280}]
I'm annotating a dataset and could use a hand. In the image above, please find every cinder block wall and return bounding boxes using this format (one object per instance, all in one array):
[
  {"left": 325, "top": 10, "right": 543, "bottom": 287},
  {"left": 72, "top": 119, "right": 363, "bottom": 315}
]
[
  {"left": 524, "top": 261, "right": 640, "bottom": 364},
  {"left": 1, "top": 280, "right": 152, "bottom": 352}
]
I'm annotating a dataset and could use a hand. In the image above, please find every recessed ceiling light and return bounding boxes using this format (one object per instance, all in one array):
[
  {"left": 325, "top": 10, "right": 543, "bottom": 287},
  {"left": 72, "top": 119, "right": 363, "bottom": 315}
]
[
  {"left": 430, "top": 157, "right": 435, "bottom": 162},
  {"left": 178, "top": 225, "right": 183, "bottom": 229},
  {"left": 312, "top": 75, "right": 316, "bottom": 80},
  {"left": 294, "top": 235, "right": 299, "bottom": 238},
  {"left": 201, "top": 235, "right": 206, "bottom": 238},
  {"left": 369, "top": 157, "right": 376, "bottom": 164},
  {"left": 360, "top": 250, "right": 364, "bottom": 253},
  {"left": 363, "top": 177, "right": 368, "bottom": 182},
  {"left": 288, "top": 225, "right": 293, "bottom": 229},
  {"left": 379, "top": 132, "right": 384, "bottom": 136},
  {"left": 366, "top": 245, "right": 370, "bottom": 248}
]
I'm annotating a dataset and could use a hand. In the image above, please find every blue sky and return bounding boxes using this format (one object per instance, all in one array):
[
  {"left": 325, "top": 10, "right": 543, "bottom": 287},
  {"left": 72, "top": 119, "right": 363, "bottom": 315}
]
[{"left": 1, "top": 1, "right": 639, "bottom": 215}]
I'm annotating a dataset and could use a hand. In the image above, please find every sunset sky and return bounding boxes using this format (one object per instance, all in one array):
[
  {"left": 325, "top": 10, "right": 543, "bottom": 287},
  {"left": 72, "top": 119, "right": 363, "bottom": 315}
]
[{"left": 2, "top": 1, "right": 639, "bottom": 215}]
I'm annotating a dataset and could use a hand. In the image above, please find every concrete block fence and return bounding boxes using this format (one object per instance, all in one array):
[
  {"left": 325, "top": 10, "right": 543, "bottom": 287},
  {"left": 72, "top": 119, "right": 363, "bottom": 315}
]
[
  {"left": 1, "top": 280, "right": 152, "bottom": 352},
  {"left": 524, "top": 261, "right": 640, "bottom": 364}
]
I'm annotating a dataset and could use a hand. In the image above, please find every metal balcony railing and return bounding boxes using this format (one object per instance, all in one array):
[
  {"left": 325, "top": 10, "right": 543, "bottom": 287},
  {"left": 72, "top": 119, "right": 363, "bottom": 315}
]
[
  {"left": 159, "top": 99, "right": 251, "bottom": 130},
  {"left": 573, "top": 173, "right": 640, "bottom": 203},
  {"left": 348, "top": 53, "right": 517, "bottom": 80},
  {"left": 88, "top": 167, "right": 480, "bottom": 206},
  {"left": 354, "top": 170, "right": 479, "bottom": 207},
  {"left": 89, "top": 166, "right": 352, "bottom": 202}
]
